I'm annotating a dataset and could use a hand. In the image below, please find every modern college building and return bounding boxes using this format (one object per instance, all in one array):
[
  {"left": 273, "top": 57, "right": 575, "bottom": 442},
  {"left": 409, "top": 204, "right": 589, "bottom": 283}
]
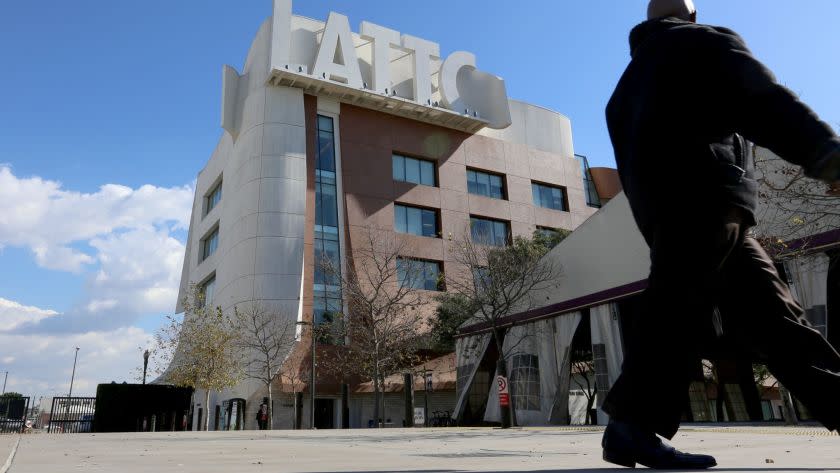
[
  {"left": 453, "top": 147, "right": 840, "bottom": 428},
  {"left": 174, "top": 0, "right": 619, "bottom": 429}
]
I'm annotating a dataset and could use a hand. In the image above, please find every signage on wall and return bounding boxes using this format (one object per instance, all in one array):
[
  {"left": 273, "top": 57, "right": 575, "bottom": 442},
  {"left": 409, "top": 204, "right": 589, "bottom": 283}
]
[
  {"left": 497, "top": 375, "right": 510, "bottom": 407},
  {"left": 269, "top": 0, "right": 512, "bottom": 129}
]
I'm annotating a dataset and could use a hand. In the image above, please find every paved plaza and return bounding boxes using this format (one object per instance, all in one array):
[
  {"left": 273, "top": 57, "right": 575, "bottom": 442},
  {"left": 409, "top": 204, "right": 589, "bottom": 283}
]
[{"left": 2, "top": 426, "right": 838, "bottom": 472}]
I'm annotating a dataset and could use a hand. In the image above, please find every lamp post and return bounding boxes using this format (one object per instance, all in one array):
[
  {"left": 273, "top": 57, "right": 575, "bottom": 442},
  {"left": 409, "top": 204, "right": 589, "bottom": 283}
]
[
  {"left": 66, "top": 347, "right": 80, "bottom": 422},
  {"left": 68, "top": 347, "right": 80, "bottom": 398},
  {"left": 296, "top": 321, "right": 315, "bottom": 430},
  {"left": 2, "top": 371, "right": 7, "bottom": 395},
  {"left": 143, "top": 350, "right": 150, "bottom": 385}
]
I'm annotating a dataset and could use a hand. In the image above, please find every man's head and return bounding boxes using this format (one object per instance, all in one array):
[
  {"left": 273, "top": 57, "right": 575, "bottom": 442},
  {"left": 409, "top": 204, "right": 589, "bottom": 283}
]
[{"left": 647, "top": 0, "right": 697, "bottom": 22}]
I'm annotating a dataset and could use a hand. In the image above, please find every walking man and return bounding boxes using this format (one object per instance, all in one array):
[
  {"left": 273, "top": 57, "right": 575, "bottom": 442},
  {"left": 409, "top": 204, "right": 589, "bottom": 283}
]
[{"left": 602, "top": 0, "right": 840, "bottom": 468}]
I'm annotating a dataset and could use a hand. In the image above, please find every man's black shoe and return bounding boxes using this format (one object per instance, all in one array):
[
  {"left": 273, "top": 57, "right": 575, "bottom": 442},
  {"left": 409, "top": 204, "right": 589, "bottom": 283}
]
[{"left": 602, "top": 420, "right": 717, "bottom": 469}]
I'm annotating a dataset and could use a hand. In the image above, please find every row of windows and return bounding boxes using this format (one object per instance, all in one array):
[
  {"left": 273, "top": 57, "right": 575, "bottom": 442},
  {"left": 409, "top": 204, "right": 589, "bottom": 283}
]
[
  {"left": 392, "top": 154, "right": 569, "bottom": 212},
  {"left": 392, "top": 204, "right": 565, "bottom": 249}
]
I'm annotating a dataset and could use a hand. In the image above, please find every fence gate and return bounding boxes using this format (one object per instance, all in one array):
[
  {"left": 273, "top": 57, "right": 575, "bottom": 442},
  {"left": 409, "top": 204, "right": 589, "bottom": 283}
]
[
  {"left": 0, "top": 396, "right": 31, "bottom": 434},
  {"left": 48, "top": 397, "right": 96, "bottom": 433}
]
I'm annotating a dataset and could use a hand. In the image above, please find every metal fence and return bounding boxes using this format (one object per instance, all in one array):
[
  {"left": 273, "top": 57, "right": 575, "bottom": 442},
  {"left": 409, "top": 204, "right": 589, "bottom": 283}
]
[
  {"left": 48, "top": 397, "right": 96, "bottom": 433},
  {"left": 0, "top": 396, "right": 31, "bottom": 434}
]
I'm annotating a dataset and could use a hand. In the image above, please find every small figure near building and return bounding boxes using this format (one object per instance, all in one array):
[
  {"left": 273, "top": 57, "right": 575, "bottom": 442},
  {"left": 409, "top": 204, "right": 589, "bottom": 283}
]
[{"left": 257, "top": 398, "right": 269, "bottom": 430}]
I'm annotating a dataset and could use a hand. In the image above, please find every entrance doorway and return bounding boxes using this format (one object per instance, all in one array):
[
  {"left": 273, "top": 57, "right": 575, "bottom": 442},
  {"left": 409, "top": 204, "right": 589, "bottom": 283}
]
[{"left": 314, "top": 399, "right": 334, "bottom": 429}]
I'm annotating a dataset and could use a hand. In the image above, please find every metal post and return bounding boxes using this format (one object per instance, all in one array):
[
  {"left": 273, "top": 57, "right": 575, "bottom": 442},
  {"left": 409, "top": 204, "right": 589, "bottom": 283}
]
[
  {"left": 310, "top": 325, "right": 316, "bottom": 430},
  {"left": 296, "top": 321, "right": 316, "bottom": 430},
  {"left": 143, "top": 349, "right": 150, "bottom": 385},
  {"left": 66, "top": 347, "right": 80, "bottom": 422},
  {"left": 424, "top": 369, "right": 430, "bottom": 427},
  {"left": 2, "top": 371, "right": 7, "bottom": 394}
]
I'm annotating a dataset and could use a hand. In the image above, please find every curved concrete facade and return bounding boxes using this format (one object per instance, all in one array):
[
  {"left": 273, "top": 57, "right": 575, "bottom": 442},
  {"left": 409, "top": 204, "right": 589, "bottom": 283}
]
[{"left": 175, "top": 5, "right": 603, "bottom": 430}]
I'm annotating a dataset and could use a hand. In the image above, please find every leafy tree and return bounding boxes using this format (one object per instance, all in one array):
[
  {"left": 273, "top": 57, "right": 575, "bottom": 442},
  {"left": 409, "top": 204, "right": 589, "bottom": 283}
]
[
  {"left": 153, "top": 285, "right": 243, "bottom": 431},
  {"left": 445, "top": 228, "right": 566, "bottom": 426},
  {"left": 0, "top": 392, "right": 23, "bottom": 398},
  {"left": 429, "top": 293, "right": 480, "bottom": 352}
]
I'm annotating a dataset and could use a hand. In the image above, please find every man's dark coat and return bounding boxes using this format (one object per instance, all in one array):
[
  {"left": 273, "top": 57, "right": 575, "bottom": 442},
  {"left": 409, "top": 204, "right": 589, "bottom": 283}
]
[{"left": 607, "top": 17, "right": 840, "bottom": 237}]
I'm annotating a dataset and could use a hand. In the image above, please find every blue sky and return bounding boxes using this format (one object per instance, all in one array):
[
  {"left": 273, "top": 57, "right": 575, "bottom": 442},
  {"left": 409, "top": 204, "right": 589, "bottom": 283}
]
[{"left": 1, "top": 0, "right": 839, "bottom": 397}]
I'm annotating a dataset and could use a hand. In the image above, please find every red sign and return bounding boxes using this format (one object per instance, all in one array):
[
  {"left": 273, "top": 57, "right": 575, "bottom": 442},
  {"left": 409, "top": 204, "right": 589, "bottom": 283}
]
[{"left": 497, "top": 375, "right": 510, "bottom": 407}]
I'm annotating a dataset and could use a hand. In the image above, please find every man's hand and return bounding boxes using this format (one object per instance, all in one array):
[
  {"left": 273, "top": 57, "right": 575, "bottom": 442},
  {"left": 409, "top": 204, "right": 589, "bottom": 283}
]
[{"left": 829, "top": 181, "right": 840, "bottom": 196}]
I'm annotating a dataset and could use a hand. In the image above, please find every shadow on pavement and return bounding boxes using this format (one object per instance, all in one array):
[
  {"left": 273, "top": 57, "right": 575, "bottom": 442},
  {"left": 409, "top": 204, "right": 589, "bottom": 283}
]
[{"left": 304, "top": 469, "right": 840, "bottom": 473}]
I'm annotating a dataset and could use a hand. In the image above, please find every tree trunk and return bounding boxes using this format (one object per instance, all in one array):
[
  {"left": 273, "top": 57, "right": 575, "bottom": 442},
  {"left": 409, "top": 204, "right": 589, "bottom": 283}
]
[
  {"left": 496, "top": 358, "right": 512, "bottom": 429},
  {"left": 204, "top": 390, "right": 211, "bottom": 431},
  {"left": 493, "top": 328, "right": 513, "bottom": 429},
  {"left": 268, "top": 383, "right": 273, "bottom": 430},
  {"left": 380, "top": 374, "right": 387, "bottom": 427},
  {"left": 585, "top": 394, "right": 596, "bottom": 425},
  {"left": 373, "top": 363, "right": 381, "bottom": 428}
]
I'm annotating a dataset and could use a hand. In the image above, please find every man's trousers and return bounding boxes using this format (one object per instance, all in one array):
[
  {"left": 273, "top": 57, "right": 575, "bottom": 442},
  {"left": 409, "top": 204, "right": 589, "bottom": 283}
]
[{"left": 602, "top": 211, "right": 840, "bottom": 439}]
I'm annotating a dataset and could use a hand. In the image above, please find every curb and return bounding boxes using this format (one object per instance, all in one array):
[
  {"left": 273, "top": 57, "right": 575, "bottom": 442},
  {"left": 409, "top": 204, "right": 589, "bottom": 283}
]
[{"left": 1, "top": 437, "right": 20, "bottom": 473}]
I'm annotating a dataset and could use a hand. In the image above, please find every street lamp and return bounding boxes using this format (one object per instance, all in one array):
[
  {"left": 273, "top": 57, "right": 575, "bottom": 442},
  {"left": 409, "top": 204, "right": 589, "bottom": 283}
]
[
  {"left": 296, "top": 320, "right": 316, "bottom": 430},
  {"left": 66, "top": 347, "right": 80, "bottom": 423},
  {"left": 143, "top": 349, "right": 151, "bottom": 385},
  {"left": 68, "top": 347, "right": 80, "bottom": 398}
]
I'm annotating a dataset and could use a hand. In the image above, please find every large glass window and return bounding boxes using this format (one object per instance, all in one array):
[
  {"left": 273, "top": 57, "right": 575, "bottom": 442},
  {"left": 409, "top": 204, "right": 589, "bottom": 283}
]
[
  {"left": 393, "top": 154, "right": 436, "bottom": 187},
  {"left": 201, "top": 227, "right": 219, "bottom": 261},
  {"left": 470, "top": 217, "right": 510, "bottom": 247},
  {"left": 577, "top": 154, "right": 602, "bottom": 208},
  {"left": 531, "top": 182, "right": 568, "bottom": 211},
  {"left": 198, "top": 275, "right": 216, "bottom": 308},
  {"left": 510, "top": 354, "right": 541, "bottom": 412},
  {"left": 205, "top": 180, "right": 223, "bottom": 216},
  {"left": 314, "top": 115, "right": 343, "bottom": 329},
  {"left": 467, "top": 169, "right": 505, "bottom": 200},
  {"left": 394, "top": 204, "right": 438, "bottom": 238},
  {"left": 397, "top": 258, "right": 443, "bottom": 291}
]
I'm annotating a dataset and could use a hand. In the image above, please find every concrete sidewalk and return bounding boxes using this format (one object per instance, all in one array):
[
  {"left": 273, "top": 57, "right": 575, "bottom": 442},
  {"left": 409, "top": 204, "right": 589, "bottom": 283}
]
[{"left": 4, "top": 426, "right": 839, "bottom": 472}]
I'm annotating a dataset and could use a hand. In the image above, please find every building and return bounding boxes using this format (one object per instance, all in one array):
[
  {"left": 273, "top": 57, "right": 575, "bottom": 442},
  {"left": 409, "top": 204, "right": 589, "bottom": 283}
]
[
  {"left": 173, "top": 0, "right": 619, "bottom": 430},
  {"left": 454, "top": 147, "right": 839, "bottom": 427}
]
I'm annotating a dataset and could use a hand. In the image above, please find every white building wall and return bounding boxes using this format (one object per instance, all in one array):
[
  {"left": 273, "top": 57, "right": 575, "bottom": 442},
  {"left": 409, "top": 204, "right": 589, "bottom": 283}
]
[{"left": 177, "top": 19, "right": 308, "bottom": 420}]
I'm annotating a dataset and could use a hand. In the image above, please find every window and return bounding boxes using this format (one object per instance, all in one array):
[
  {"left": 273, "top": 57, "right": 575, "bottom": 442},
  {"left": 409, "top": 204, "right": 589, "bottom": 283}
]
[
  {"left": 314, "top": 114, "right": 343, "bottom": 330},
  {"left": 201, "top": 227, "right": 219, "bottom": 262},
  {"left": 393, "top": 154, "right": 436, "bottom": 186},
  {"left": 394, "top": 204, "right": 439, "bottom": 238},
  {"left": 578, "top": 154, "right": 602, "bottom": 208},
  {"left": 470, "top": 217, "right": 510, "bottom": 247},
  {"left": 510, "top": 354, "right": 540, "bottom": 412},
  {"left": 397, "top": 258, "right": 444, "bottom": 291},
  {"left": 531, "top": 182, "right": 568, "bottom": 211},
  {"left": 205, "top": 180, "right": 223, "bottom": 216},
  {"left": 536, "top": 227, "right": 561, "bottom": 240},
  {"left": 467, "top": 169, "right": 505, "bottom": 200},
  {"left": 198, "top": 275, "right": 216, "bottom": 308}
]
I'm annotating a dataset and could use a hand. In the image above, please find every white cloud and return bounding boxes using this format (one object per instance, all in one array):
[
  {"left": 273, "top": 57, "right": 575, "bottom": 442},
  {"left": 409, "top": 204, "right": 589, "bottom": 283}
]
[
  {"left": 0, "top": 165, "right": 194, "bottom": 333},
  {"left": 0, "top": 166, "right": 193, "bottom": 274},
  {"left": 0, "top": 324, "right": 154, "bottom": 397},
  {"left": 0, "top": 297, "right": 59, "bottom": 332}
]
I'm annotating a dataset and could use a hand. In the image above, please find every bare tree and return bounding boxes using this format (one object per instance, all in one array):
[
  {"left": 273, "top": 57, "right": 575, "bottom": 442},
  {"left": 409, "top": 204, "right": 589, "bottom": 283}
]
[
  {"left": 443, "top": 228, "right": 565, "bottom": 426},
  {"left": 318, "top": 226, "right": 427, "bottom": 427},
  {"left": 153, "top": 285, "right": 243, "bottom": 431},
  {"left": 275, "top": 347, "right": 310, "bottom": 429},
  {"left": 754, "top": 147, "right": 840, "bottom": 257},
  {"left": 234, "top": 303, "right": 297, "bottom": 429},
  {"left": 570, "top": 349, "right": 597, "bottom": 425}
]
